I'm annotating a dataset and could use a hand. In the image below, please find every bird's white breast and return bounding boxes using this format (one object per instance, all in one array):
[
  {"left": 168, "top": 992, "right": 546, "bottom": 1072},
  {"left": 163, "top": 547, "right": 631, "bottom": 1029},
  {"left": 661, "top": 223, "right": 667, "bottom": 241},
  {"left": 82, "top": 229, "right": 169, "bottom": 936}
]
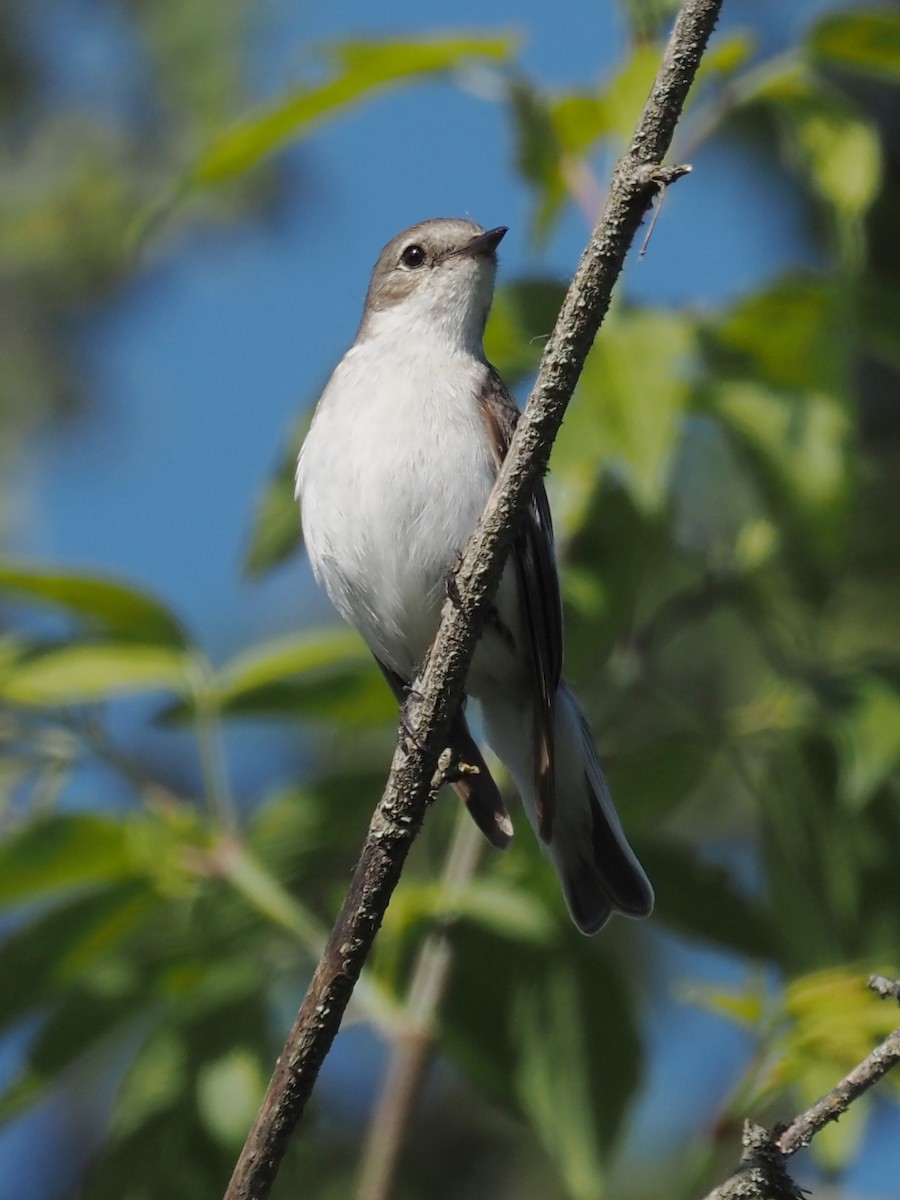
[{"left": 296, "top": 326, "right": 497, "bottom": 680}]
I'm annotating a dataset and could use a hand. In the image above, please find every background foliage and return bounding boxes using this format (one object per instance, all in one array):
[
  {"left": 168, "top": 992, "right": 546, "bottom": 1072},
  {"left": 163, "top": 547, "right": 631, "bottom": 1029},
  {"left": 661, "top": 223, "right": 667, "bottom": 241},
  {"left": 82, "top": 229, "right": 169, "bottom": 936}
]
[{"left": 1, "top": 2, "right": 899, "bottom": 1198}]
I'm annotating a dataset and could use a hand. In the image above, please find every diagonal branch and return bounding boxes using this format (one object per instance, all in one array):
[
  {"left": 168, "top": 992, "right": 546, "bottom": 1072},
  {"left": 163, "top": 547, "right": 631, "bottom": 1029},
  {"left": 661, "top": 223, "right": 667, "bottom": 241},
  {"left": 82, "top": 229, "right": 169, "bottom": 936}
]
[
  {"left": 223, "top": 2, "right": 724, "bottom": 1197},
  {"left": 703, "top": 977, "right": 900, "bottom": 1200}
]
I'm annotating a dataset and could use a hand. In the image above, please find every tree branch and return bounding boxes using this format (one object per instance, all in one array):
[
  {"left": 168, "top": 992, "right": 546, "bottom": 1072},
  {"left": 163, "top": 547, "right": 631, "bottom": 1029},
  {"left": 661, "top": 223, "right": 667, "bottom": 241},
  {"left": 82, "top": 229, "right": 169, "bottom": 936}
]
[
  {"left": 703, "top": 978, "right": 900, "bottom": 1200},
  {"left": 223, "top": 3, "right": 724, "bottom": 1196}
]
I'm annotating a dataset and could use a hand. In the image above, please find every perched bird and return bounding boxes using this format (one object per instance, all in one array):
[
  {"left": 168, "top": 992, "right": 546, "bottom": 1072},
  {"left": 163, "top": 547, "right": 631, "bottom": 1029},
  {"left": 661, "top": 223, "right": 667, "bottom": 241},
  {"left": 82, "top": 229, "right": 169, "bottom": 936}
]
[{"left": 296, "top": 217, "right": 653, "bottom": 933}]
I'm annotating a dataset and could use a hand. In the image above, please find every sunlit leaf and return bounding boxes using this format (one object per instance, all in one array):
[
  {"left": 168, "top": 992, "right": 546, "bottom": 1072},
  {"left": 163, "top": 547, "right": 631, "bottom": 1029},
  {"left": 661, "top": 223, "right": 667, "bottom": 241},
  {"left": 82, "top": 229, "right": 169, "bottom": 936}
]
[
  {"left": 0, "top": 815, "right": 135, "bottom": 904},
  {"left": 709, "top": 273, "right": 845, "bottom": 395},
  {"left": 192, "top": 33, "right": 515, "bottom": 184},
  {"left": 384, "top": 877, "right": 555, "bottom": 944},
  {"left": 214, "top": 628, "right": 365, "bottom": 694},
  {"left": 109, "top": 1027, "right": 188, "bottom": 1141},
  {"left": 163, "top": 628, "right": 396, "bottom": 727},
  {"left": 809, "top": 10, "right": 900, "bottom": 83},
  {"left": 710, "top": 381, "right": 851, "bottom": 571},
  {"left": 0, "top": 643, "right": 195, "bottom": 705},
  {"left": 0, "top": 563, "right": 188, "bottom": 647},
  {"left": 694, "top": 31, "right": 755, "bottom": 83},
  {"left": 835, "top": 675, "right": 900, "bottom": 810},
  {"left": 196, "top": 1049, "right": 266, "bottom": 1146},
  {"left": 680, "top": 980, "right": 766, "bottom": 1027},
  {"left": 554, "top": 308, "right": 696, "bottom": 525},
  {"left": 749, "top": 66, "right": 881, "bottom": 219}
]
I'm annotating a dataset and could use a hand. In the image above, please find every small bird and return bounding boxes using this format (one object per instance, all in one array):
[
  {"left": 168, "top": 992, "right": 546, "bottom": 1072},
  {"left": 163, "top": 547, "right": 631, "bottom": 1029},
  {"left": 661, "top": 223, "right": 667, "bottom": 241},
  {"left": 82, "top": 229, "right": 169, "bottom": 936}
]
[{"left": 296, "top": 218, "right": 653, "bottom": 934}]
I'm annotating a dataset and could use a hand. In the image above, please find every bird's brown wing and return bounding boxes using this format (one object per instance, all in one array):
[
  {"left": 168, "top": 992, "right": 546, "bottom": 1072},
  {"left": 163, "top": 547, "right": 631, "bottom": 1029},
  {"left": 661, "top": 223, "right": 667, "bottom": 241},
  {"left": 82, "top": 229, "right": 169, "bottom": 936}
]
[
  {"left": 478, "top": 367, "right": 564, "bottom": 842},
  {"left": 373, "top": 656, "right": 513, "bottom": 849}
]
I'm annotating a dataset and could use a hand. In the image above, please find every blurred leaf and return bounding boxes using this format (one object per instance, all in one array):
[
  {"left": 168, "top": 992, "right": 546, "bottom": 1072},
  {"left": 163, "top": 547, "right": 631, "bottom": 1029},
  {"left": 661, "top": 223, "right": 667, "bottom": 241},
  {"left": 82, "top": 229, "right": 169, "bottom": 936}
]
[
  {"left": 809, "top": 10, "right": 900, "bottom": 83},
  {"left": 605, "top": 733, "right": 713, "bottom": 828},
  {"left": 681, "top": 980, "right": 766, "bottom": 1027},
  {"left": 162, "top": 628, "right": 396, "bottom": 726},
  {"left": 694, "top": 31, "right": 755, "bottom": 83},
  {"left": 750, "top": 65, "right": 881, "bottom": 220},
  {"left": 110, "top": 1026, "right": 188, "bottom": 1141},
  {"left": 244, "top": 411, "right": 310, "bottom": 577},
  {"left": 759, "top": 967, "right": 900, "bottom": 1167},
  {"left": 709, "top": 273, "right": 845, "bottom": 395},
  {"left": 192, "top": 33, "right": 515, "bottom": 184},
  {"left": 213, "top": 628, "right": 364, "bottom": 694},
  {"left": 484, "top": 278, "right": 567, "bottom": 384},
  {"left": 516, "top": 43, "right": 664, "bottom": 238},
  {"left": 636, "top": 838, "right": 774, "bottom": 959},
  {"left": 554, "top": 309, "right": 695, "bottom": 525},
  {"left": 710, "top": 381, "right": 851, "bottom": 573},
  {"left": 0, "top": 642, "right": 195, "bottom": 705},
  {"left": 0, "top": 815, "right": 135, "bottom": 904},
  {"left": 835, "top": 675, "right": 900, "bottom": 810},
  {"left": 445, "top": 927, "right": 641, "bottom": 1194},
  {"left": 859, "top": 278, "right": 900, "bottom": 372},
  {"left": 552, "top": 42, "right": 661, "bottom": 152},
  {"left": 0, "top": 563, "right": 188, "bottom": 647},
  {"left": 196, "top": 1048, "right": 266, "bottom": 1146},
  {"left": 509, "top": 81, "right": 565, "bottom": 242},
  {"left": 0, "top": 881, "right": 156, "bottom": 1030},
  {"left": 0, "top": 986, "right": 143, "bottom": 1122},
  {"left": 384, "top": 876, "right": 555, "bottom": 944}
]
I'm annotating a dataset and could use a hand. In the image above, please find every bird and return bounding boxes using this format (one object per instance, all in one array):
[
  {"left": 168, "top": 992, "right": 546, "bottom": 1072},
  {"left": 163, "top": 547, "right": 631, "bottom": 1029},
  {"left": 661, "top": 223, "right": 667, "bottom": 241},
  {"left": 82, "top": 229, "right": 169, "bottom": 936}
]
[{"left": 295, "top": 217, "right": 653, "bottom": 934}]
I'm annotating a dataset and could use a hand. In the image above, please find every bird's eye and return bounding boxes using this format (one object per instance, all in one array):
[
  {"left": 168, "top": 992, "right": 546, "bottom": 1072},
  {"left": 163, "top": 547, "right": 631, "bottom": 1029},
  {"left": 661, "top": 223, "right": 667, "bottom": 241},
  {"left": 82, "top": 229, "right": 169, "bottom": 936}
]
[{"left": 400, "top": 244, "right": 426, "bottom": 268}]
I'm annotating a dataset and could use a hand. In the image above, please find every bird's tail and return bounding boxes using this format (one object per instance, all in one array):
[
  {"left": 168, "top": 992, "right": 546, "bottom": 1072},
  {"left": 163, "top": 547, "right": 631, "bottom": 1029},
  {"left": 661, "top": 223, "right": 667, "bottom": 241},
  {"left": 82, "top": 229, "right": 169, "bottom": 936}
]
[{"left": 480, "top": 681, "right": 653, "bottom": 935}]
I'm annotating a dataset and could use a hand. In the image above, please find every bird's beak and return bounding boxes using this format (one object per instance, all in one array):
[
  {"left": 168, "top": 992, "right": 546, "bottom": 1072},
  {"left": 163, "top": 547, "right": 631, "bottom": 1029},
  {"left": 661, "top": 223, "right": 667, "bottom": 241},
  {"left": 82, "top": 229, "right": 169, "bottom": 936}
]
[{"left": 458, "top": 226, "right": 508, "bottom": 258}]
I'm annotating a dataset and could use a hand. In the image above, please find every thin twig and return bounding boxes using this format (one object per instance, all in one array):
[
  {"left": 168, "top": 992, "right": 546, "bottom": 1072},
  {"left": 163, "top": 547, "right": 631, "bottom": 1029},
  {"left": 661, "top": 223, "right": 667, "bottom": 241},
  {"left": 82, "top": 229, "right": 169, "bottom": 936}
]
[
  {"left": 223, "top": 4, "right": 722, "bottom": 1197},
  {"left": 775, "top": 1026, "right": 900, "bottom": 1157},
  {"left": 355, "top": 808, "right": 484, "bottom": 1200},
  {"left": 703, "top": 979, "right": 900, "bottom": 1200}
]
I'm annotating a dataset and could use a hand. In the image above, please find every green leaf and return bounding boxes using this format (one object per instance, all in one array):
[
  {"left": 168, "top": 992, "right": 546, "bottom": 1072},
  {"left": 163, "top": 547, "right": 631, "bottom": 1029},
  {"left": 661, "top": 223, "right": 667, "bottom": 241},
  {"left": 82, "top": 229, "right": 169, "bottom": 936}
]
[
  {"left": 0, "top": 815, "right": 135, "bottom": 904},
  {"left": 694, "top": 31, "right": 755, "bottom": 83},
  {"left": 244, "top": 412, "right": 310, "bottom": 577},
  {"left": 552, "top": 42, "right": 662, "bottom": 153},
  {"left": 192, "top": 33, "right": 515, "bottom": 185},
  {"left": 859, "top": 279, "right": 900, "bottom": 372},
  {"left": 710, "top": 381, "right": 851, "bottom": 571},
  {"left": 709, "top": 273, "right": 845, "bottom": 395},
  {"left": 834, "top": 675, "right": 900, "bottom": 810},
  {"left": 0, "top": 643, "right": 195, "bottom": 705},
  {"left": 0, "top": 563, "right": 188, "bottom": 647},
  {"left": 384, "top": 877, "right": 555, "bottom": 944},
  {"left": 635, "top": 838, "right": 774, "bottom": 959},
  {"left": 484, "top": 278, "right": 567, "bottom": 385},
  {"left": 604, "top": 734, "right": 712, "bottom": 828},
  {"left": 809, "top": 10, "right": 900, "bottom": 83},
  {"left": 214, "top": 628, "right": 365, "bottom": 694},
  {"left": 554, "top": 309, "right": 695, "bottom": 525},
  {"left": 445, "top": 927, "right": 641, "bottom": 1196},
  {"left": 509, "top": 81, "right": 565, "bottom": 242},
  {"left": 167, "top": 629, "right": 395, "bottom": 726},
  {"left": 0, "top": 987, "right": 144, "bottom": 1122},
  {"left": 0, "top": 881, "right": 156, "bottom": 1030},
  {"left": 196, "top": 1049, "right": 266, "bottom": 1146},
  {"left": 750, "top": 66, "right": 881, "bottom": 219}
]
